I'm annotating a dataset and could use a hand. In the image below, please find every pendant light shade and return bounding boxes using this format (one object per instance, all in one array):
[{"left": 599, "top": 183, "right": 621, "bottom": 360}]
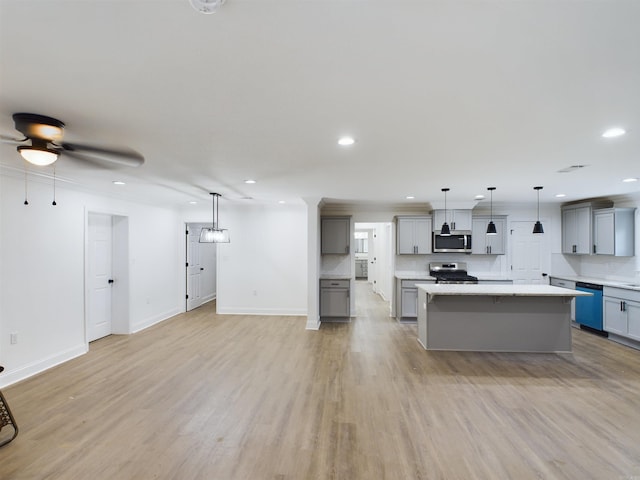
[
  {"left": 200, "top": 192, "right": 230, "bottom": 243},
  {"left": 486, "top": 187, "right": 497, "bottom": 235},
  {"left": 440, "top": 188, "right": 451, "bottom": 236},
  {"left": 532, "top": 186, "right": 544, "bottom": 234}
]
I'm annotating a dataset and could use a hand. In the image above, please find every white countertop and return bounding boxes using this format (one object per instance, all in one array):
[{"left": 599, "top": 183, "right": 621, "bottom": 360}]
[
  {"left": 395, "top": 271, "right": 436, "bottom": 280},
  {"left": 394, "top": 271, "right": 511, "bottom": 282},
  {"left": 320, "top": 274, "right": 352, "bottom": 280},
  {"left": 549, "top": 275, "right": 640, "bottom": 291},
  {"left": 417, "top": 284, "right": 592, "bottom": 297}
]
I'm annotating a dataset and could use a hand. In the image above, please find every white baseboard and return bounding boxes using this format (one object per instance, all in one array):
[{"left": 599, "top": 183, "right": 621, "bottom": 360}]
[
  {"left": 132, "top": 306, "right": 183, "bottom": 333},
  {"left": 0, "top": 343, "right": 88, "bottom": 388},
  {"left": 215, "top": 306, "right": 307, "bottom": 316}
]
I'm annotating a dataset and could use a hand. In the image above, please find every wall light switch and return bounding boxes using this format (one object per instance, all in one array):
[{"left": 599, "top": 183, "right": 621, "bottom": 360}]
[{"left": 10, "top": 332, "right": 18, "bottom": 344}]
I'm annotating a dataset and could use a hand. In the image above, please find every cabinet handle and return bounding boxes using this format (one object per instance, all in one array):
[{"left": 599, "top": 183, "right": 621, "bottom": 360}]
[
  {"left": 593, "top": 245, "right": 596, "bottom": 254},
  {"left": 623, "top": 301, "right": 627, "bottom": 312},
  {"left": 620, "top": 301, "right": 623, "bottom": 312}
]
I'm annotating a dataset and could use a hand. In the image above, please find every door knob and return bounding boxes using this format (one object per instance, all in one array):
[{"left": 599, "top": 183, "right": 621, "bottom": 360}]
[{"left": 108, "top": 279, "right": 114, "bottom": 284}]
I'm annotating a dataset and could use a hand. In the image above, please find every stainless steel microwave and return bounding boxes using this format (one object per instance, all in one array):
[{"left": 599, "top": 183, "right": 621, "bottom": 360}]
[{"left": 432, "top": 231, "right": 472, "bottom": 253}]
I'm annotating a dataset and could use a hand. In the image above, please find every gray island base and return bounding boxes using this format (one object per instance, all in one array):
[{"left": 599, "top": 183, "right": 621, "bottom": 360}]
[{"left": 417, "top": 284, "right": 591, "bottom": 353}]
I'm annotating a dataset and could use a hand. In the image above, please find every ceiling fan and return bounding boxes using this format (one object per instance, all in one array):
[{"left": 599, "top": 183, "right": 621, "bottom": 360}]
[{"left": 0, "top": 113, "right": 144, "bottom": 168}]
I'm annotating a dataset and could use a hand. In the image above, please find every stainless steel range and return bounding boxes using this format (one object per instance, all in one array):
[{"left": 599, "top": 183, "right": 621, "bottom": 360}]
[{"left": 429, "top": 262, "right": 478, "bottom": 284}]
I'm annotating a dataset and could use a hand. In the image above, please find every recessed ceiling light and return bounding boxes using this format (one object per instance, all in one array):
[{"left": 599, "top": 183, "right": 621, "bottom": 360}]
[
  {"left": 188, "top": 201, "right": 198, "bottom": 205},
  {"left": 406, "top": 195, "right": 415, "bottom": 200},
  {"left": 474, "top": 195, "right": 485, "bottom": 200},
  {"left": 602, "top": 127, "right": 626, "bottom": 138},
  {"left": 113, "top": 181, "right": 125, "bottom": 185},
  {"left": 623, "top": 178, "right": 638, "bottom": 183},
  {"left": 555, "top": 193, "right": 566, "bottom": 198},
  {"left": 244, "top": 179, "right": 256, "bottom": 184},
  {"left": 338, "top": 136, "right": 355, "bottom": 146},
  {"left": 278, "top": 200, "right": 286, "bottom": 204}
]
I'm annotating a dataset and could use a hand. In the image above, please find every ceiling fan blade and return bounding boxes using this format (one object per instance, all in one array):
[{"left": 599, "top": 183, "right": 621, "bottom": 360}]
[
  {"left": 61, "top": 142, "right": 144, "bottom": 167},
  {"left": 0, "top": 133, "right": 27, "bottom": 145}
]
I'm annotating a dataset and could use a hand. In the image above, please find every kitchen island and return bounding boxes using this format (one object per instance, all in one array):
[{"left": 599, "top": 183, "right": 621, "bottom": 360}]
[{"left": 417, "top": 284, "right": 590, "bottom": 352}]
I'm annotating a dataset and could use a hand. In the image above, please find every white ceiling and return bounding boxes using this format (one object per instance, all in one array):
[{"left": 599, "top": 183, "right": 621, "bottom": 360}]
[{"left": 1, "top": 0, "right": 639, "bottom": 209}]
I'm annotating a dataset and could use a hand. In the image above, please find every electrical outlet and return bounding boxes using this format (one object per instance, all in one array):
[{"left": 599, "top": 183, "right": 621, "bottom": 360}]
[{"left": 10, "top": 332, "right": 18, "bottom": 344}]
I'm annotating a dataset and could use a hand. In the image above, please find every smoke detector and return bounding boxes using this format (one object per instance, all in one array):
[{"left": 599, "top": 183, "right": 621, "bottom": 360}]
[{"left": 190, "top": 0, "right": 226, "bottom": 14}]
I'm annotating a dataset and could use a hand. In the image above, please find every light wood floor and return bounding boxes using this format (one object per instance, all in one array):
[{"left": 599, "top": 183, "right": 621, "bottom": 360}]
[{"left": 1, "top": 282, "right": 640, "bottom": 479}]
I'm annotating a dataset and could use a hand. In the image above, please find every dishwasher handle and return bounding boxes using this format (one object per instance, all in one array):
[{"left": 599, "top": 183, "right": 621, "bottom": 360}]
[{"left": 576, "top": 282, "right": 603, "bottom": 291}]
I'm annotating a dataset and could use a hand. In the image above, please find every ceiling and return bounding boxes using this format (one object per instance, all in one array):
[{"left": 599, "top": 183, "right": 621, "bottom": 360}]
[{"left": 1, "top": 0, "right": 639, "bottom": 210}]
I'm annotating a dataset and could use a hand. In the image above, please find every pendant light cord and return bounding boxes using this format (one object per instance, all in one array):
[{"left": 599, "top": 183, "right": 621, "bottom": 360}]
[
  {"left": 52, "top": 165, "right": 57, "bottom": 206},
  {"left": 24, "top": 165, "right": 29, "bottom": 205}
]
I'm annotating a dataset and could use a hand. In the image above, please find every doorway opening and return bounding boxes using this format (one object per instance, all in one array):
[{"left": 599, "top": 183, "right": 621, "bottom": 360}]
[
  {"left": 354, "top": 222, "right": 394, "bottom": 314},
  {"left": 85, "top": 212, "right": 130, "bottom": 343},
  {"left": 185, "top": 223, "right": 217, "bottom": 311}
]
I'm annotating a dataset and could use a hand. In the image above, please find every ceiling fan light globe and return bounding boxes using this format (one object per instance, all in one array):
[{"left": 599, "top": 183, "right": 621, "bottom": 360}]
[
  {"left": 18, "top": 145, "right": 58, "bottom": 166},
  {"left": 189, "top": 0, "right": 226, "bottom": 14}
]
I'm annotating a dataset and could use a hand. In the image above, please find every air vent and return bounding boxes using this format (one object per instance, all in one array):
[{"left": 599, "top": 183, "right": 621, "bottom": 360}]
[{"left": 557, "top": 165, "right": 588, "bottom": 173}]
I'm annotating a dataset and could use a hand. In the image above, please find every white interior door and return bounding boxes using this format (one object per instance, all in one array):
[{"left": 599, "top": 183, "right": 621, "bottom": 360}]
[
  {"left": 186, "top": 224, "right": 217, "bottom": 311},
  {"left": 510, "top": 220, "right": 546, "bottom": 284},
  {"left": 88, "top": 213, "right": 113, "bottom": 342},
  {"left": 369, "top": 230, "right": 378, "bottom": 294},
  {"left": 187, "top": 226, "right": 204, "bottom": 311}
]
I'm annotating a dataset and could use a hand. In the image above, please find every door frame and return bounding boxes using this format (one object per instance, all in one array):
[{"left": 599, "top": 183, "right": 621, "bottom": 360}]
[
  {"left": 185, "top": 222, "right": 217, "bottom": 311},
  {"left": 84, "top": 209, "right": 130, "bottom": 343},
  {"left": 508, "top": 218, "right": 551, "bottom": 285}
]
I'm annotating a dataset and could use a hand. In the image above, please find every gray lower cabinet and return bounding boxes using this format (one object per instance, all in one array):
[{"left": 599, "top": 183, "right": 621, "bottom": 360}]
[
  {"left": 398, "top": 279, "right": 434, "bottom": 320},
  {"left": 549, "top": 277, "right": 576, "bottom": 321},
  {"left": 355, "top": 259, "right": 368, "bottom": 278},
  {"left": 320, "top": 279, "right": 350, "bottom": 320},
  {"left": 603, "top": 286, "right": 640, "bottom": 342}
]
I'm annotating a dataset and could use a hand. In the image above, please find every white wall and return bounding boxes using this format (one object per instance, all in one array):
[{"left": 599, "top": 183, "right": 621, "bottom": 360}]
[
  {"left": 215, "top": 202, "right": 308, "bottom": 316},
  {"left": 0, "top": 173, "right": 184, "bottom": 387}
]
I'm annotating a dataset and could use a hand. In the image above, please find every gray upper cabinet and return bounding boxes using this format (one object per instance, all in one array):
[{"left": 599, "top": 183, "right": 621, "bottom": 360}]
[
  {"left": 562, "top": 204, "right": 594, "bottom": 255},
  {"left": 593, "top": 208, "right": 635, "bottom": 256},
  {"left": 471, "top": 216, "right": 507, "bottom": 255},
  {"left": 432, "top": 209, "right": 472, "bottom": 231},
  {"left": 397, "top": 216, "right": 432, "bottom": 254},
  {"left": 321, "top": 216, "right": 351, "bottom": 255}
]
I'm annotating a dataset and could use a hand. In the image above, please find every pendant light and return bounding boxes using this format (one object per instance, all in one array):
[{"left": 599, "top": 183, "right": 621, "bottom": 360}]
[
  {"left": 440, "top": 188, "right": 451, "bottom": 236},
  {"left": 532, "top": 186, "right": 544, "bottom": 234},
  {"left": 486, "top": 187, "right": 497, "bottom": 235},
  {"left": 199, "top": 193, "right": 230, "bottom": 243}
]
